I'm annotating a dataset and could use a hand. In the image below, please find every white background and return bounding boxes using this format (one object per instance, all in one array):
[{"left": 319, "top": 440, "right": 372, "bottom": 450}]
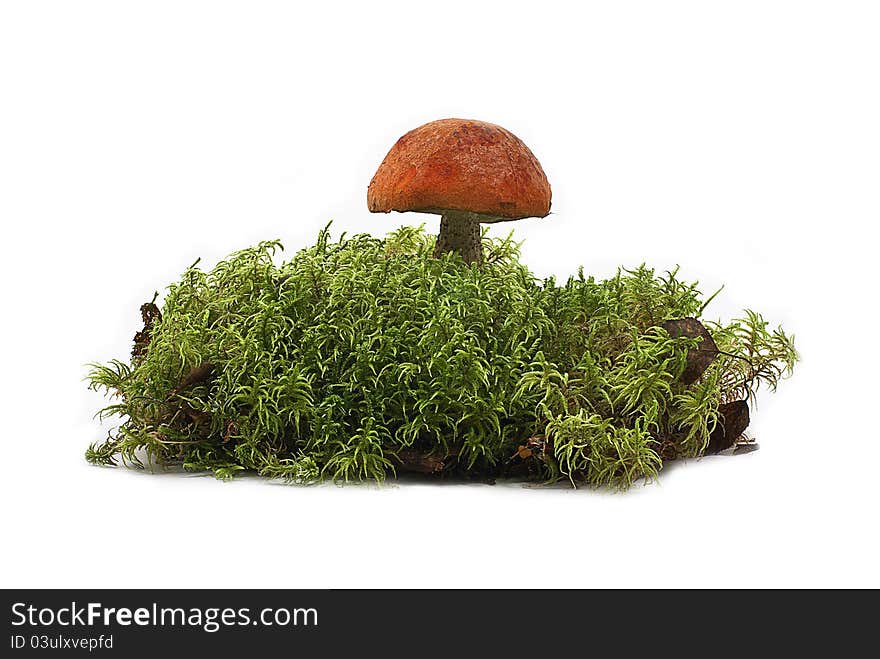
[{"left": 1, "top": 1, "right": 878, "bottom": 588}]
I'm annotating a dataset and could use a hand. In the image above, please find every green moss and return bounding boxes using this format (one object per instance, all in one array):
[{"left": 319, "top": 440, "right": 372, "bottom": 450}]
[{"left": 86, "top": 224, "right": 797, "bottom": 488}]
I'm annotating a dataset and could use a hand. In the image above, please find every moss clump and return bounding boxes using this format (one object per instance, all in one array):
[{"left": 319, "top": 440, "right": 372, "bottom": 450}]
[{"left": 87, "top": 224, "right": 797, "bottom": 488}]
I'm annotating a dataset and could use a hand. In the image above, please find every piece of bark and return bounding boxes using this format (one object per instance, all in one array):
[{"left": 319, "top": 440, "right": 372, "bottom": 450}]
[
  {"left": 132, "top": 301, "right": 162, "bottom": 359},
  {"left": 654, "top": 436, "right": 679, "bottom": 462},
  {"left": 394, "top": 449, "right": 449, "bottom": 474},
  {"left": 662, "top": 318, "right": 719, "bottom": 385},
  {"left": 177, "top": 362, "right": 214, "bottom": 390},
  {"left": 180, "top": 404, "right": 211, "bottom": 426},
  {"left": 706, "top": 400, "right": 750, "bottom": 454},
  {"left": 166, "top": 362, "right": 215, "bottom": 400}
]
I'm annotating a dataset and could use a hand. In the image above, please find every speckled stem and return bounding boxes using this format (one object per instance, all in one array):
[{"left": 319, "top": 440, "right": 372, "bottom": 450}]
[{"left": 433, "top": 212, "right": 482, "bottom": 265}]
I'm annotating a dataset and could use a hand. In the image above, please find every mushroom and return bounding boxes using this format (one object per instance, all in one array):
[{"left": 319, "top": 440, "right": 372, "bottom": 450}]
[{"left": 367, "top": 118, "right": 552, "bottom": 265}]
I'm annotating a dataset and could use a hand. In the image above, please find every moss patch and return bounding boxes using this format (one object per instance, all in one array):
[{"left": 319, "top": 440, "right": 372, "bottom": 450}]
[{"left": 87, "top": 224, "right": 797, "bottom": 488}]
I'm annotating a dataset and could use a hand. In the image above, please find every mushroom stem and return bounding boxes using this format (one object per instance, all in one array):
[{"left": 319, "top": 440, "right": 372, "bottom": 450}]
[{"left": 433, "top": 212, "right": 482, "bottom": 265}]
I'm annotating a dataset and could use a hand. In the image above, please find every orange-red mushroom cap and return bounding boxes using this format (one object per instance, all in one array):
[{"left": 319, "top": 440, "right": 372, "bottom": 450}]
[{"left": 367, "top": 118, "right": 551, "bottom": 223}]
